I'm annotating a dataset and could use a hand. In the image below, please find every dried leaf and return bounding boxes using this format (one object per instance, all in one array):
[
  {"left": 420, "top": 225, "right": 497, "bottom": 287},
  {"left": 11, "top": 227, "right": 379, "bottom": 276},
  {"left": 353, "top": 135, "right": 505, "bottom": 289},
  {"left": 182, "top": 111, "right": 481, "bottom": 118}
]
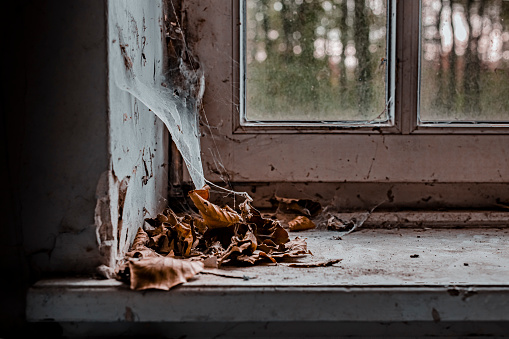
[
  {"left": 120, "top": 190, "right": 313, "bottom": 289},
  {"left": 188, "top": 189, "right": 241, "bottom": 228},
  {"left": 235, "top": 250, "right": 277, "bottom": 265},
  {"left": 270, "top": 196, "right": 322, "bottom": 217},
  {"left": 243, "top": 203, "right": 290, "bottom": 245},
  {"left": 218, "top": 227, "right": 257, "bottom": 264},
  {"left": 131, "top": 227, "right": 149, "bottom": 250},
  {"left": 326, "top": 200, "right": 384, "bottom": 236},
  {"left": 271, "top": 237, "right": 311, "bottom": 258},
  {"left": 145, "top": 208, "right": 179, "bottom": 228},
  {"left": 326, "top": 216, "right": 358, "bottom": 233},
  {"left": 157, "top": 213, "right": 169, "bottom": 224},
  {"left": 193, "top": 217, "right": 208, "bottom": 234},
  {"left": 257, "top": 242, "right": 277, "bottom": 254},
  {"left": 126, "top": 228, "right": 161, "bottom": 258},
  {"left": 282, "top": 237, "right": 309, "bottom": 252},
  {"left": 162, "top": 208, "right": 179, "bottom": 226},
  {"left": 235, "top": 254, "right": 261, "bottom": 265},
  {"left": 148, "top": 227, "right": 167, "bottom": 248},
  {"left": 270, "top": 225, "right": 290, "bottom": 245},
  {"left": 127, "top": 247, "right": 162, "bottom": 259},
  {"left": 202, "top": 240, "right": 225, "bottom": 256},
  {"left": 174, "top": 222, "right": 194, "bottom": 256},
  {"left": 129, "top": 257, "right": 204, "bottom": 290},
  {"left": 158, "top": 234, "right": 173, "bottom": 253},
  {"left": 289, "top": 216, "right": 316, "bottom": 232},
  {"left": 203, "top": 256, "right": 218, "bottom": 268},
  {"left": 193, "top": 185, "right": 211, "bottom": 201},
  {"left": 257, "top": 250, "right": 278, "bottom": 263}
]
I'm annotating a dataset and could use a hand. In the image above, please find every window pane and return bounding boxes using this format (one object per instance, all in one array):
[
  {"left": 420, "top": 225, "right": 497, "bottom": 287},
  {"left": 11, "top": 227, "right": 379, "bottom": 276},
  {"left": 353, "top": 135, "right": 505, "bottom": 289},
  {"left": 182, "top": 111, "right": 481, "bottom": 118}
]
[
  {"left": 244, "top": 0, "right": 389, "bottom": 122},
  {"left": 420, "top": 0, "right": 509, "bottom": 123}
]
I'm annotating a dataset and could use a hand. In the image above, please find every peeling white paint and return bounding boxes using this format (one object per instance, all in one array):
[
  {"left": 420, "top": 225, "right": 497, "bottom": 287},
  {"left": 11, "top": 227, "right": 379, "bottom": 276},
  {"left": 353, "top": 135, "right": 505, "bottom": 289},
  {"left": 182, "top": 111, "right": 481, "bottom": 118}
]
[
  {"left": 104, "top": 0, "right": 170, "bottom": 272},
  {"left": 109, "top": 0, "right": 205, "bottom": 189}
]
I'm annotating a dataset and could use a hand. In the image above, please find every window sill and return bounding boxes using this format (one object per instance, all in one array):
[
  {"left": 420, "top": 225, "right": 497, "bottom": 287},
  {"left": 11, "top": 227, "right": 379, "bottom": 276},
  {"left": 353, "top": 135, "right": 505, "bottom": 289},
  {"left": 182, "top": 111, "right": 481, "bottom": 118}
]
[{"left": 27, "top": 228, "right": 509, "bottom": 324}]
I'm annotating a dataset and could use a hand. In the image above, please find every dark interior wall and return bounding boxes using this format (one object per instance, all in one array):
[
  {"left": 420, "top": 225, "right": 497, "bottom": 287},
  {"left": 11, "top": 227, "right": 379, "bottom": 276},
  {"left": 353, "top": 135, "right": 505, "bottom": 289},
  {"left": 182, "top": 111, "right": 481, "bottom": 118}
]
[
  {"left": 0, "top": 3, "right": 28, "bottom": 332},
  {"left": 1, "top": 1, "right": 109, "bottom": 335},
  {"left": 19, "top": 0, "right": 109, "bottom": 274},
  {"left": 1, "top": 1, "right": 169, "bottom": 335},
  {"left": 1, "top": 0, "right": 110, "bottom": 273}
]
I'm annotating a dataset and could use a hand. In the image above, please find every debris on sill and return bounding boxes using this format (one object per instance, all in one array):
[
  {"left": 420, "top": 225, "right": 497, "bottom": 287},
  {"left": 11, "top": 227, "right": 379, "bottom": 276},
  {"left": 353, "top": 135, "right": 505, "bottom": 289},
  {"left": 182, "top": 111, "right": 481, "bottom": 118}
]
[
  {"left": 115, "top": 186, "right": 313, "bottom": 290},
  {"left": 269, "top": 195, "right": 322, "bottom": 218},
  {"left": 267, "top": 194, "right": 384, "bottom": 239},
  {"left": 318, "top": 200, "right": 386, "bottom": 239},
  {"left": 287, "top": 259, "right": 342, "bottom": 268}
]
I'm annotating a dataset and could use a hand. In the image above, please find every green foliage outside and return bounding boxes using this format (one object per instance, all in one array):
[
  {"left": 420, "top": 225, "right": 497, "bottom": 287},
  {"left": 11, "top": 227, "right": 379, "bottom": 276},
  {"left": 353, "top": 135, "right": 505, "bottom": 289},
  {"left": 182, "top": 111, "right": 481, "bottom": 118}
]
[
  {"left": 420, "top": 0, "right": 509, "bottom": 122},
  {"left": 245, "top": 0, "right": 388, "bottom": 121},
  {"left": 245, "top": 0, "right": 509, "bottom": 123}
]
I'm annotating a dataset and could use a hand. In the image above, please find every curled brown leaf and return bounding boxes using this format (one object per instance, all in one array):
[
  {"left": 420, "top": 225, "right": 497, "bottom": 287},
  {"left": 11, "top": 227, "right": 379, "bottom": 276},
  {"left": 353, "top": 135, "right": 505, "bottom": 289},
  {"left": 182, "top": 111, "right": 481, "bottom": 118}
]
[
  {"left": 218, "top": 226, "right": 258, "bottom": 264},
  {"left": 188, "top": 189, "right": 241, "bottom": 228},
  {"left": 126, "top": 228, "right": 161, "bottom": 259},
  {"left": 288, "top": 216, "right": 316, "bottom": 232},
  {"left": 193, "top": 185, "right": 211, "bottom": 201},
  {"left": 174, "top": 222, "right": 194, "bottom": 256},
  {"left": 129, "top": 257, "right": 204, "bottom": 290},
  {"left": 270, "top": 196, "right": 322, "bottom": 217},
  {"left": 131, "top": 227, "right": 149, "bottom": 250}
]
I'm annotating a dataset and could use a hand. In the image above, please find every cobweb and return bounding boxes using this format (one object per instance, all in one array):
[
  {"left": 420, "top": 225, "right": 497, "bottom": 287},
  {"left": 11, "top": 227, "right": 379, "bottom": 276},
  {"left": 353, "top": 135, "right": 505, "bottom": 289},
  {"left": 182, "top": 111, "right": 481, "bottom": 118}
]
[
  {"left": 114, "top": 60, "right": 206, "bottom": 190},
  {"left": 110, "top": 0, "right": 251, "bottom": 202}
]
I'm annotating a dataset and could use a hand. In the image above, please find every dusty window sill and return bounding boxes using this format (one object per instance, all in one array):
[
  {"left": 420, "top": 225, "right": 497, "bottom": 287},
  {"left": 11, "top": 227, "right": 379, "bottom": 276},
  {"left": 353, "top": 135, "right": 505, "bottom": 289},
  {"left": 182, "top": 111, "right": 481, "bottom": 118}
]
[{"left": 27, "top": 228, "right": 509, "bottom": 323}]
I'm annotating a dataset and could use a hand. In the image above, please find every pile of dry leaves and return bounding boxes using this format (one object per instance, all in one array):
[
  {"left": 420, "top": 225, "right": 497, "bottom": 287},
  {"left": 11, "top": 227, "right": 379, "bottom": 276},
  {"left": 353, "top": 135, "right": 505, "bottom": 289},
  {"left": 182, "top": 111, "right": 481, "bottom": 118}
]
[{"left": 116, "top": 186, "right": 312, "bottom": 290}]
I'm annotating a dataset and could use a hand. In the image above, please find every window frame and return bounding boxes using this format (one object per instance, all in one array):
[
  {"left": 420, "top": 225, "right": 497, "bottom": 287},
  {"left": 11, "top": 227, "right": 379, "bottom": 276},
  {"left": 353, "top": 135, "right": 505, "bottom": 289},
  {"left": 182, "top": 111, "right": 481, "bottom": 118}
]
[
  {"left": 234, "top": 0, "right": 399, "bottom": 134},
  {"left": 183, "top": 0, "right": 509, "bottom": 208},
  {"left": 233, "top": 0, "right": 509, "bottom": 135},
  {"left": 412, "top": 0, "right": 509, "bottom": 134}
]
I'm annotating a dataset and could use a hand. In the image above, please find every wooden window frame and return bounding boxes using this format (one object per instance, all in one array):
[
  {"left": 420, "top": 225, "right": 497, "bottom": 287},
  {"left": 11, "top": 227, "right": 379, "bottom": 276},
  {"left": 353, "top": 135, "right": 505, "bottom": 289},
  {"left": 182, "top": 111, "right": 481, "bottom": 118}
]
[
  {"left": 182, "top": 0, "right": 509, "bottom": 211},
  {"left": 234, "top": 0, "right": 398, "bottom": 133}
]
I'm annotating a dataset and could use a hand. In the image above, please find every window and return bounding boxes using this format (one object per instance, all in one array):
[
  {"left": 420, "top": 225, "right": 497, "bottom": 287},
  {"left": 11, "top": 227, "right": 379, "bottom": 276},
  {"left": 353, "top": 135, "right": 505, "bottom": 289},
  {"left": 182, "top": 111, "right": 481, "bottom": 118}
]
[
  {"left": 419, "top": 0, "right": 509, "bottom": 125},
  {"left": 242, "top": 0, "right": 394, "bottom": 126},
  {"left": 183, "top": 0, "right": 509, "bottom": 211},
  {"left": 23, "top": 2, "right": 509, "bottom": 335}
]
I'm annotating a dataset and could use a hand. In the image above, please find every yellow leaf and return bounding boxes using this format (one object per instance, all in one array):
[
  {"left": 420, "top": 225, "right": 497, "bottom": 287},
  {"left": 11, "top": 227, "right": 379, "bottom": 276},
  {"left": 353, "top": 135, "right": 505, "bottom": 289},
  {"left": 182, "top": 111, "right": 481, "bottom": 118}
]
[{"left": 188, "top": 189, "right": 241, "bottom": 228}]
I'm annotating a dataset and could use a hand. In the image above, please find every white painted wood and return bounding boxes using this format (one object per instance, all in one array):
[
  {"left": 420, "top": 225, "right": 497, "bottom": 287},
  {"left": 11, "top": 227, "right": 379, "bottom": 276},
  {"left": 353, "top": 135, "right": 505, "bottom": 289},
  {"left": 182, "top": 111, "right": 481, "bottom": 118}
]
[
  {"left": 184, "top": 1, "right": 509, "bottom": 194},
  {"left": 27, "top": 229, "right": 509, "bottom": 323}
]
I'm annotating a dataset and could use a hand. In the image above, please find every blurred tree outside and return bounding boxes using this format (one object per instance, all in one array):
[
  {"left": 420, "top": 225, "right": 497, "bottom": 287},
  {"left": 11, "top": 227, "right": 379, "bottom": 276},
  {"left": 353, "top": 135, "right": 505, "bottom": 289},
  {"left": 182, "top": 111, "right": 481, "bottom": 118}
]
[
  {"left": 420, "top": 0, "right": 509, "bottom": 122},
  {"left": 245, "top": 0, "right": 388, "bottom": 121},
  {"left": 245, "top": 0, "right": 509, "bottom": 123}
]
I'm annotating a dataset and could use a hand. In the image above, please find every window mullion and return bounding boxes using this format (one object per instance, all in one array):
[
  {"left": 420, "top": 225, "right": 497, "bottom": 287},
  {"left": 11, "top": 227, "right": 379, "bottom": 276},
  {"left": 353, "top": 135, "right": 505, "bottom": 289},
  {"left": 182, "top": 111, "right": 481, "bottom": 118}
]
[{"left": 396, "top": 0, "right": 420, "bottom": 134}]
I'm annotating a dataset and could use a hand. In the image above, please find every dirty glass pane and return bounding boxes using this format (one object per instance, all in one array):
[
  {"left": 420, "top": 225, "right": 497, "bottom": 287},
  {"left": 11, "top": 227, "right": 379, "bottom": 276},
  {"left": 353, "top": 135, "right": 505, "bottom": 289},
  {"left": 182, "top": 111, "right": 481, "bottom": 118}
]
[
  {"left": 244, "top": 0, "right": 389, "bottom": 122},
  {"left": 420, "top": 0, "right": 509, "bottom": 123}
]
